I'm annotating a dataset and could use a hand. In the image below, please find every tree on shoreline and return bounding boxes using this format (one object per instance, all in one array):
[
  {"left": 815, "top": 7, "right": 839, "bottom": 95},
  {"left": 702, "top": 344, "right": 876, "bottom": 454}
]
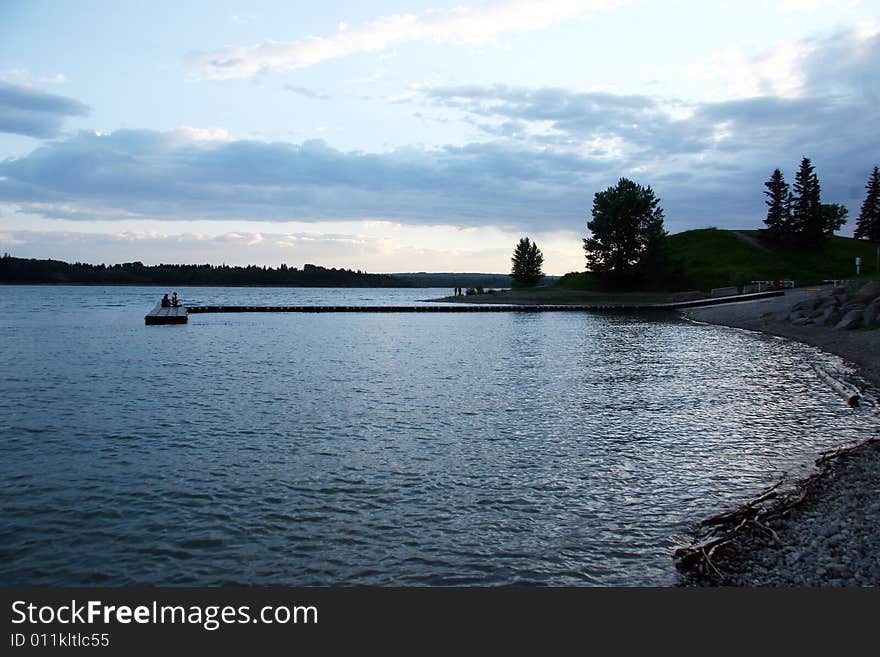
[
  {"left": 583, "top": 178, "right": 666, "bottom": 284},
  {"left": 790, "top": 157, "right": 823, "bottom": 245},
  {"left": 854, "top": 166, "right": 880, "bottom": 242},
  {"left": 510, "top": 237, "right": 545, "bottom": 287},
  {"left": 763, "top": 168, "right": 790, "bottom": 242}
]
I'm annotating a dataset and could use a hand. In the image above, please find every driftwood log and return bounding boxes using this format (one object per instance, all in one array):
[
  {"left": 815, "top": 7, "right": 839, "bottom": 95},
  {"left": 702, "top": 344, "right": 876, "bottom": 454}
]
[
  {"left": 813, "top": 364, "right": 861, "bottom": 406},
  {"left": 675, "top": 438, "right": 878, "bottom": 583}
]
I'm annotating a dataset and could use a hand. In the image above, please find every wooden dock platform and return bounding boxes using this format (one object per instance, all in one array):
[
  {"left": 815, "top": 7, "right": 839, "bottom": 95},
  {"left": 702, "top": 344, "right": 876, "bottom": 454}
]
[{"left": 144, "top": 304, "right": 188, "bottom": 325}]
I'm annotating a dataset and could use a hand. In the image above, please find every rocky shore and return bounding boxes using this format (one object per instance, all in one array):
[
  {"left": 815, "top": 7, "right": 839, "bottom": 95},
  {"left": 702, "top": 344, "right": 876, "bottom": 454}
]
[{"left": 680, "top": 283, "right": 880, "bottom": 586}]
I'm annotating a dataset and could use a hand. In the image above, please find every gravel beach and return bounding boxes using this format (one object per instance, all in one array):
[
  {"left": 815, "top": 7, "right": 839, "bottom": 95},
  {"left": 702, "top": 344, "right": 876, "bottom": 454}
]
[{"left": 681, "top": 287, "right": 880, "bottom": 586}]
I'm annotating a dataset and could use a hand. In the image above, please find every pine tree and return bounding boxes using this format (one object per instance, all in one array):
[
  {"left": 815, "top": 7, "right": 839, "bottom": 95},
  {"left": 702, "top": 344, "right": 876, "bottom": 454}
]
[
  {"left": 763, "top": 168, "right": 790, "bottom": 241},
  {"left": 854, "top": 166, "right": 880, "bottom": 242},
  {"left": 510, "top": 237, "right": 545, "bottom": 287},
  {"left": 791, "top": 157, "right": 823, "bottom": 245}
]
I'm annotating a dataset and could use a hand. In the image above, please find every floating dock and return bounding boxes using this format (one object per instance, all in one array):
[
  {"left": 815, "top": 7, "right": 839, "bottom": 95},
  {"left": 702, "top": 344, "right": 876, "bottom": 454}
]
[
  {"left": 144, "top": 304, "right": 188, "bottom": 325},
  {"left": 144, "top": 290, "right": 784, "bottom": 324}
]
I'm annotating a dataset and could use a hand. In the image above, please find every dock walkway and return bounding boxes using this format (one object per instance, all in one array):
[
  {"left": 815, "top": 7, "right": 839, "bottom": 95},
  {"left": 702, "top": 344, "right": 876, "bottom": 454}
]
[
  {"left": 146, "top": 290, "right": 784, "bottom": 324},
  {"left": 185, "top": 290, "right": 784, "bottom": 314}
]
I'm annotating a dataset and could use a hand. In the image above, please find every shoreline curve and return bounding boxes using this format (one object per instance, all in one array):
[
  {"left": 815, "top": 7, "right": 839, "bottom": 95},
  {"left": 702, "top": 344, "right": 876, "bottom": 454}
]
[{"left": 678, "top": 286, "right": 880, "bottom": 586}]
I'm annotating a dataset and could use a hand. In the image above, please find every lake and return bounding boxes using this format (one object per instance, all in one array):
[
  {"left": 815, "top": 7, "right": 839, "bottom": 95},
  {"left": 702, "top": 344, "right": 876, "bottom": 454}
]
[{"left": 0, "top": 285, "right": 874, "bottom": 585}]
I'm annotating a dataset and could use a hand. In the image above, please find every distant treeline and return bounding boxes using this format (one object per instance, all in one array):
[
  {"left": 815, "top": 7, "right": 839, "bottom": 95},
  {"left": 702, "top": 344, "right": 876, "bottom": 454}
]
[
  {"left": 0, "top": 255, "right": 521, "bottom": 288},
  {"left": 0, "top": 255, "right": 399, "bottom": 287}
]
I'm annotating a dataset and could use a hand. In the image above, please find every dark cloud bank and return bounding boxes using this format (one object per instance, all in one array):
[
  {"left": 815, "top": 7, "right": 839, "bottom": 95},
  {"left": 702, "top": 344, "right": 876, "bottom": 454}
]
[
  {"left": 0, "top": 82, "right": 90, "bottom": 138},
  {"left": 1, "top": 26, "right": 877, "bottom": 234}
]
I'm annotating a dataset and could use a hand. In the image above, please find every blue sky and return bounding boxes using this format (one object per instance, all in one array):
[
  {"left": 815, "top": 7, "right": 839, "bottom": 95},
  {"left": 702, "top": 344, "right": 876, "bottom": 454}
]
[{"left": 1, "top": 0, "right": 878, "bottom": 274}]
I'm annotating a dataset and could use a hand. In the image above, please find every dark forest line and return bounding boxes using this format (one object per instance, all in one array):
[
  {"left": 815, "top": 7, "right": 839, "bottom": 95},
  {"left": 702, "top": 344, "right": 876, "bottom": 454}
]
[{"left": 0, "top": 254, "right": 515, "bottom": 288}]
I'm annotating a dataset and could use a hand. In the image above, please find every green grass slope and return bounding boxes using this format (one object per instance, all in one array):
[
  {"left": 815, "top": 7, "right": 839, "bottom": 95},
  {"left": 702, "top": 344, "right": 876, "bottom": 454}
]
[
  {"left": 667, "top": 229, "right": 878, "bottom": 290},
  {"left": 560, "top": 228, "right": 879, "bottom": 292}
]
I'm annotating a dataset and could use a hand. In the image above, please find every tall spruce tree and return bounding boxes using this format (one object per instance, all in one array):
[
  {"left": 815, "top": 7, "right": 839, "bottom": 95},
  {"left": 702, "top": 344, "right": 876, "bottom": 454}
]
[
  {"left": 763, "top": 168, "right": 790, "bottom": 241},
  {"left": 510, "top": 237, "right": 545, "bottom": 287},
  {"left": 791, "top": 157, "right": 823, "bottom": 245},
  {"left": 854, "top": 166, "right": 880, "bottom": 242}
]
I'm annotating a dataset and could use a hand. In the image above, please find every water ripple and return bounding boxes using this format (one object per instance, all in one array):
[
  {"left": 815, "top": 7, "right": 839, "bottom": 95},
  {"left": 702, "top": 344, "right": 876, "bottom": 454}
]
[{"left": 0, "top": 285, "right": 876, "bottom": 585}]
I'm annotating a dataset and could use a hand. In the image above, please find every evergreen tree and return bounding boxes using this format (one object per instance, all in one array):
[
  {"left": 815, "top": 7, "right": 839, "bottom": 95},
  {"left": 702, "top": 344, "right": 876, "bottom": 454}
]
[
  {"left": 510, "top": 237, "right": 545, "bottom": 287},
  {"left": 784, "top": 191, "right": 795, "bottom": 235},
  {"left": 854, "top": 166, "right": 880, "bottom": 242},
  {"left": 583, "top": 178, "right": 666, "bottom": 283},
  {"left": 790, "top": 157, "right": 823, "bottom": 245},
  {"left": 763, "top": 168, "right": 790, "bottom": 241}
]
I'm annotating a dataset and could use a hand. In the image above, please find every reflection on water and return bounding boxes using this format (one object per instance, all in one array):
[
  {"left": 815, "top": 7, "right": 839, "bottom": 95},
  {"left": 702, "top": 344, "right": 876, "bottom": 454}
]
[{"left": 0, "top": 285, "right": 874, "bottom": 585}]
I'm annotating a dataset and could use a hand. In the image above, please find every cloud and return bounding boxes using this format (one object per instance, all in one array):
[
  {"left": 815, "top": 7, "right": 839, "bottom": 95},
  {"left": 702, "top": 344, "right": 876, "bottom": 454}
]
[
  {"left": 410, "top": 24, "right": 880, "bottom": 228},
  {"left": 0, "top": 231, "right": 25, "bottom": 246},
  {"left": 686, "top": 19, "right": 880, "bottom": 101},
  {"left": 0, "top": 129, "right": 599, "bottom": 230},
  {"left": 0, "top": 228, "right": 536, "bottom": 273},
  {"left": 3, "top": 24, "right": 878, "bottom": 237},
  {"left": 188, "top": 0, "right": 623, "bottom": 79},
  {"left": 283, "top": 85, "right": 330, "bottom": 100},
  {"left": 0, "top": 82, "right": 90, "bottom": 138}
]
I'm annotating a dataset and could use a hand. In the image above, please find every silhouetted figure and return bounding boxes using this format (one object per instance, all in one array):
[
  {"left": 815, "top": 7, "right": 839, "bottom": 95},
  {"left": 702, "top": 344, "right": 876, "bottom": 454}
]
[
  {"left": 161, "top": 293, "right": 171, "bottom": 308},
  {"left": 171, "top": 292, "right": 180, "bottom": 307}
]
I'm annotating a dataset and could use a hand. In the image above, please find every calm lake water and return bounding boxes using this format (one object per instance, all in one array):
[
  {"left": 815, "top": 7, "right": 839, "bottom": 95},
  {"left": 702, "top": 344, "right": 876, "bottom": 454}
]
[{"left": 0, "top": 285, "right": 874, "bottom": 586}]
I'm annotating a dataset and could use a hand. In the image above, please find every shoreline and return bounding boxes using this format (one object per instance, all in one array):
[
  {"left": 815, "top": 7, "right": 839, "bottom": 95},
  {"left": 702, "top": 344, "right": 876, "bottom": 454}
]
[
  {"left": 442, "top": 284, "right": 879, "bottom": 585},
  {"left": 684, "top": 287, "right": 880, "bottom": 389},
  {"left": 679, "top": 287, "right": 880, "bottom": 586}
]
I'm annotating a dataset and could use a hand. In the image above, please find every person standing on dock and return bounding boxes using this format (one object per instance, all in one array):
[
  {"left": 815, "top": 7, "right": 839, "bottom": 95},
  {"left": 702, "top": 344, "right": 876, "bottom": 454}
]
[
  {"left": 161, "top": 293, "right": 171, "bottom": 308},
  {"left": 171, "top": 292, "right": 180, "bottom": 307}
]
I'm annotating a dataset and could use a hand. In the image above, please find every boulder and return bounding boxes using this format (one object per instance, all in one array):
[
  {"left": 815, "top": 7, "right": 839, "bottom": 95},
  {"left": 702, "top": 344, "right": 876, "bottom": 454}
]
[
  {"left": 831, "top": 286, "right": 848, "bottom": 295},
  {"left": 792, "top": 296, "right": 821, "bottom": 312},
  {"left": 854, "top": 281, "right": 880, "bottom": 302},
  {"left": 835, "top": 309, "right": 864, "bottom": 330},
  {"left": 820, "top": 307, "right": 842, "bottom": 325},
  {"left": 863, "top": 301, "right": 880, "bottom": 328},
  {"left": 792, "top": 317, "right": 814, "bottom": 326},
  {"left": 841, "top": 301, "right": 866, "bottom": 313}
]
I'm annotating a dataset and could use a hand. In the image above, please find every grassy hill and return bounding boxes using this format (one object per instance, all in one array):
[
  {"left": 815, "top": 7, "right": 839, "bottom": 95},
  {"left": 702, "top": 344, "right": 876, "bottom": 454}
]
[{"left": 559, "top": 228, "right": 879, "bottom": 292}]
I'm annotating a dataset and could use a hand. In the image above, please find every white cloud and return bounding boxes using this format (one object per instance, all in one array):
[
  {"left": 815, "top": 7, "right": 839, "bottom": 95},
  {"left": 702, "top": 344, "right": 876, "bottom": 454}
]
[
  {"left": 0, "top": 231, "right": 25, "bottom": 245},
  {"left": 854, "top": 18, "right": 880, "bottom": 40},
  {"left": 112, "top": 230, "right": 169, "bottom": 242},
  {"left": 778, "top": 0, "right": 859, "bottom": 10},
  {"left": 188, "top": 0, "right": 624, "bottom": 79},
  {"left": 1, "top": 69, "right": 66, "bottom": 85},
  {"left": 686, "top": 41, "right": 814, "bottom": 100},
  {"left": 171, "top": 126, "right": 231, "bottom": 142}
]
